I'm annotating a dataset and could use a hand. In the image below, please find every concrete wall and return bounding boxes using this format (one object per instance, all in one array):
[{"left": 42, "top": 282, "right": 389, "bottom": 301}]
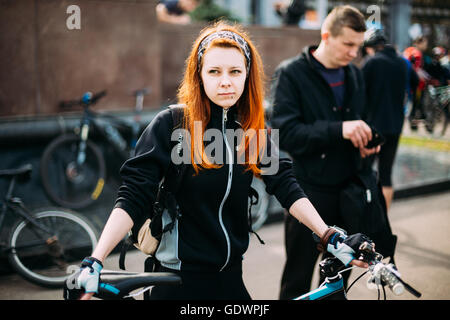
[
  {"left": 0, "top": 0, "right": 320, "bottom": 119},
  {"left": 158, "top": 23, "right": 321, "bottom": 106},
  {"left": 0, "top": 0, "right": 162, "bottom": 117}
]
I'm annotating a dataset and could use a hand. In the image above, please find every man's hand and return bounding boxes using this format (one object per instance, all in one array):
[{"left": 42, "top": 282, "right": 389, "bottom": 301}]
[
  {"left": 342, "top": 120, "right": 373, "bottom": 149},
  {"left": 359, "top": 145, "right": 381, "bottom": 158}
]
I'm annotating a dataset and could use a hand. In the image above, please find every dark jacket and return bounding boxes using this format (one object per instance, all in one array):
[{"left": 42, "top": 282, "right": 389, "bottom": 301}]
[
  {"left": 114, "top": 103, "right": 305, "bottom": 272},
  {"left": 362, "top": 45, "right": 408, "bottom": 135},
  {"left": 270, "top": 46, "right": 365, "bottom": 188}
]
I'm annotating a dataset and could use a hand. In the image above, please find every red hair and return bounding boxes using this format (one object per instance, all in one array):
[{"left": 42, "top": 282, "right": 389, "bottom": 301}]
[{"left": 177, "top": 21, "right": 266, "bottom": 176}]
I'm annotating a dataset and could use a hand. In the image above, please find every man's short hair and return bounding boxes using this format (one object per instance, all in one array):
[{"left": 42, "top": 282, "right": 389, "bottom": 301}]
[{"left": 322, "top": 5, "right": 366, "bottom": 37}]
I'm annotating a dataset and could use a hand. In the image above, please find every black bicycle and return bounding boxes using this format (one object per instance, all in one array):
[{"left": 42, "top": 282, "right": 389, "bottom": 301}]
[
  {"left": 40, "top": 89, "right": 148, "bottom": 209},
  {"left": 0, "top": 164, "right": 98, "bottom": 288},
  {"left": 423, "top": 84, "right": 449, "bottom": 136}
]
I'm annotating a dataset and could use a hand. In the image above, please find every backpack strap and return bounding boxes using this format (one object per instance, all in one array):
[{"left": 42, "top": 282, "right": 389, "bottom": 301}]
[
  {"left": 119, "top": 105, "right": 187, "bottom": 270},
  {"left": 248, "top": 186, "right": 265, "bottom": 245},
  {"left": 150, "top": 105, "right": 187, "bottom": 239}
]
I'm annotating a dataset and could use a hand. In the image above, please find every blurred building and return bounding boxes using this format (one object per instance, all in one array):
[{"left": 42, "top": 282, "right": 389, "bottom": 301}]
[{"left": 216, "top": 0, "right": 449, "bottom": 51}]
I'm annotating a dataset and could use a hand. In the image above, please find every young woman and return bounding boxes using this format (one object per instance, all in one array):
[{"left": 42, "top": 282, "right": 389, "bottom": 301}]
[{"left": 76, "top": 22, "right": 370, "bottom": 300}]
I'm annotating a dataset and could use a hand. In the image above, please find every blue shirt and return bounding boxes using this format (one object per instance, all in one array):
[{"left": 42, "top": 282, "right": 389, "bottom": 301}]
[{"left": 310, "top": 51, "right": 346, "bottom": 112}]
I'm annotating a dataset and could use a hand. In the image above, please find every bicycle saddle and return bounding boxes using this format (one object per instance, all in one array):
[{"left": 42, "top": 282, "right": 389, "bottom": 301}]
[{"left": 0, "top": 164, "right": 32, "bottom": 180}]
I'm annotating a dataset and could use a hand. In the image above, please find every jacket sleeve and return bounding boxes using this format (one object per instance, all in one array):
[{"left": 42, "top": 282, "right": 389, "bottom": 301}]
[
  {"left": 269, "top": 62, "right": 345, "bottom": 158},
  {"left": 114, "top": 109, "right": 174, "bottom": 226},
  {"left": 259, "top": 130, "right": 307, "bottom": 210}
]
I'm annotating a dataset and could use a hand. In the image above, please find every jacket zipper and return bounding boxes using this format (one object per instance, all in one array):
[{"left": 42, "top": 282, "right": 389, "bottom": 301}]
[{"left": 218, "top": 107, "right": 232, "bottom": 272}]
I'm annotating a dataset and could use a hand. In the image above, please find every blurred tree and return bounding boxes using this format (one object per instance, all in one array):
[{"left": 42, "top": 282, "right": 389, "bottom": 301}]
[{"left": 190, "top": 0, "right": 241, "bottom": 23}]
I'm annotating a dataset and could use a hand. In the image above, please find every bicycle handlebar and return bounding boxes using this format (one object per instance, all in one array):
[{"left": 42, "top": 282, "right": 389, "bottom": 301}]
[
  {"left": 357, "top": 241, "right": 422, "bottom": 298},
  {"left": 64, "top": 269, "right": 182, "bottom": 300},
  {"left": 59, "top": 90, "right": 107, "bottom": 109}
]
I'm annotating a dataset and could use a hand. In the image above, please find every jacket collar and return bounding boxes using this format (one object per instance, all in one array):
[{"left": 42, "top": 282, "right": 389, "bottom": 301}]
[
  {"left": 209, "top": 101, "right": 238, "bottom": 121},
  {"left": 302, "top": 45, "right": 352, "bottom": 72}
]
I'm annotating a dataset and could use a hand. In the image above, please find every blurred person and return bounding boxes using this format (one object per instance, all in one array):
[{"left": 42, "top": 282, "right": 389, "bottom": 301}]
[
  {"left": 274, "top": 0, "right": 306, "bottom": 26},
  {"left": 403, "top": 36, "right": 431, "bottom": 130},
  {"left": 270, "top": 5, "right": 379, "bottom": 299},
  {"left": 361, "top": 28, "right": 408, "bottom": 210},
  {"left": 73, "top": 21, "right": 370, "bottom": 300},
  {"left": 156, "top": 0, "right": 199, "bottom": 25},
  {"left": 438, "top": 47, "right": 450, "bottom": 71},
  {"left": 426, "top": 47, "right": 450, "bottom": 86}
]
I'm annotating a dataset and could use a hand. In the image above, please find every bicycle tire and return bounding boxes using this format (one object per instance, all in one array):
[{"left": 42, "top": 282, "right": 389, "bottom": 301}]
[
  {"left": 7, "top": 208, "right": 98, "bottom": 288},
  {"left": 249, "top": 178, "right": 270, "bottom": 231},
  {"left": 423, "top": 89, "right": 437, "bottom": 134},
  {"left": 40, "top": 133, "right": 106, "bottom": 209}
]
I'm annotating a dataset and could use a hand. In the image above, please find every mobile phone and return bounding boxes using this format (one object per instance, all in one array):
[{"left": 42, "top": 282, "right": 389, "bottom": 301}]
[{"left": 366, "top": 127, "right": 385, "bottom": 149}]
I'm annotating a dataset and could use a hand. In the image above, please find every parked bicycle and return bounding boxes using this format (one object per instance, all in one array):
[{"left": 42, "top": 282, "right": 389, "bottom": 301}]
[
  {"left": 423, "top": 84, "right": 449, "bottom": 136},
  {"left": 40, "top": 89, "right": 148, "bottom": 209},
  {"left": 0, "top": 164, "right": 98, "bottom": 288}
]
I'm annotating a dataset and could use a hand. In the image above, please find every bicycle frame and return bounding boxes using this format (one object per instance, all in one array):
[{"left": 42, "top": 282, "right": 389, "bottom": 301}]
[
  {"left": 0, "top": 178, "right": 54, "bottom": 254},
  {"left": 295, "top": 275, "right": 347, "bottom": 300},
  {"left": 78, "top": 107, "right": 134, "bottom": 161}
]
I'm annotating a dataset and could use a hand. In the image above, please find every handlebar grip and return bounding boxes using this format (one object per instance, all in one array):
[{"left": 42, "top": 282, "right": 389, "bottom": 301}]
[{"left": 379, "top": 264, "right": 404, "bottom": 295}]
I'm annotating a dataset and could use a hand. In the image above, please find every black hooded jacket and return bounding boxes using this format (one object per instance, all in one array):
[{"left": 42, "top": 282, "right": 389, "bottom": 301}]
[
  {"left": 362, "top": 45, "right": 408, "bottom": 135},
  {"left": 270, "top": 46, "right": 365, "bottom": 188},
  {"left": 114, "top": 103, "right": 306, "bottom": 272}
]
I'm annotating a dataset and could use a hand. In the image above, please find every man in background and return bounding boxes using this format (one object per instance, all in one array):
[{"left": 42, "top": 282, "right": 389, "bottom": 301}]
[
  {"left": 270, "top": 5, "right": 379, "bottom": 299},
  {"left": 361, "top": 28, "right": 408, "bottom": 210},
  {"left": 156, "top": 0, "right": 199, "bottom": 25}
]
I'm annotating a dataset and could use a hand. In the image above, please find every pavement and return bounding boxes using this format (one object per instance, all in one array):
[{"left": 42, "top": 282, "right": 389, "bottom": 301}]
[{"left": 0, "top": 190, "right": 448, "bottom": 300}]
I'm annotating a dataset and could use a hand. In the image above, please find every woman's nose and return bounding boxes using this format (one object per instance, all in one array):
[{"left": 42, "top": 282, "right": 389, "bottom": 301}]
[{"left": 219, "top": 75, "right": 231, "bottom": 87}]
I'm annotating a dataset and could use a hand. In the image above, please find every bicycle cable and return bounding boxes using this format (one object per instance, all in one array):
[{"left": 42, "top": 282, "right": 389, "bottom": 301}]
[
  {"left": 123, "top": 286, "right": 153, "bottom": 299},
  {"left": 346, "top": 270, "right": 368, "bottom": 293}
]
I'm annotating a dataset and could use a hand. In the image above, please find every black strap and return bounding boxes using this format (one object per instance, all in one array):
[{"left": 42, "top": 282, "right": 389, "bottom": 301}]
[
  {"left": 120, "top": 105, "right": 186, "bottom": 270},
  {"left": 248, "top": 186, "right": 265, "bottom": 245},
  {"left": 119, "top": 236, "right": 133, "bottom": 270}
]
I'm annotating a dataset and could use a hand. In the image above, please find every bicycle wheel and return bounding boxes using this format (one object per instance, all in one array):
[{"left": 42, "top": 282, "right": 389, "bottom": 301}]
[
  {"left": 40, "top": 133, "right": 106, "bottom": 209},
  {"left": 7, "top": 208, "right": 98, "bottom": 288},
  {"left": 423, "top": 89, "right": 436, "bottom": 134},
  {"left": 249, "top": 178, "right": 270, "bottom": 231}
]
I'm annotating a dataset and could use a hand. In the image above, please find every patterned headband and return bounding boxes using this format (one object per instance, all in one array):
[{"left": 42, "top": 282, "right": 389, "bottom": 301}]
[{"left": 197, "top": 30, "right": 252, "bottom": 73}]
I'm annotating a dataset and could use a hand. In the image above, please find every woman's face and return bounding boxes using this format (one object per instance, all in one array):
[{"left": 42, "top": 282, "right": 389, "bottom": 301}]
[{"left": 200, "top": 46, "right": 247, "bottom": 109}]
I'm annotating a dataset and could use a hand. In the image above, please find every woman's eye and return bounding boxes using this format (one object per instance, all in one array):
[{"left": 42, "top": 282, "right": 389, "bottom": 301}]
[
  {"left": 208, "top": 69, "right": 219, "bottom": 74},
  {"left": 231, "top": 69, "right": 242, "bottom": 74}
]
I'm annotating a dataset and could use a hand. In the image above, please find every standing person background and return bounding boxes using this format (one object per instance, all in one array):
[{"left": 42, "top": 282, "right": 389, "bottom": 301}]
[
  {"left": 73, "top": 21, "right": 370, "bottom": 300},
  {"left": 361, "top": 28, "right": 408, "bottom": 210},
  {"left": 403, "top": 36, "right": 430, "bottom": 130},
  {"left": 273, "top": 0, "right": 306, "bottom": 26},
  {"left": 270, "top": 5, "right": 380, "bottom": 300},
  {"left": 156, "top": 0, "right": 199, "bottom": 25}
]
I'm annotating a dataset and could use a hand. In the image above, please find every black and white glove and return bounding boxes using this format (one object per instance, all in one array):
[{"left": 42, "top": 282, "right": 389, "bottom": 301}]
[
  {"left": 76, "top": 256, "right": 103, "bottom": 294},
  {"left": 315, "top": 227, "right": 372, "bottom": 266}
]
